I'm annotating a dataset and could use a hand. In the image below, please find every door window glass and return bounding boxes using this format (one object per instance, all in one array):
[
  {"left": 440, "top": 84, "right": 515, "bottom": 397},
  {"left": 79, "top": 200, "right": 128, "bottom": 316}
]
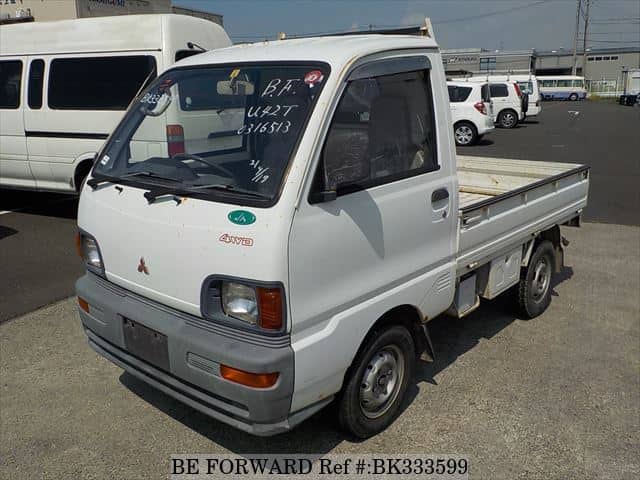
[
  {"left": 489, "top": 84, "right": 509, "bottom": 97},
  {"left": 28, "top": 59, "right": 45, "bottom": 109},
  {"left": 48, "top": 56, "right": 156, "bottom": 110},
  {"left": 447, "top": 85, "right": 472, "bottom": 102},
  {"left": 0, "top": 60, "right": 22, "bottom": 109},
  {"left": 315, "top": 68, "right": 438, "bottom": 199}
]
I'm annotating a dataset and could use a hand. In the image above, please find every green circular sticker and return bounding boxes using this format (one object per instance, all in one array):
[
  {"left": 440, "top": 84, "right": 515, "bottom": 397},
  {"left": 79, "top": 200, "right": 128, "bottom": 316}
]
[{"left": 228, "top": 210, "right": 256, "bottom": 226}]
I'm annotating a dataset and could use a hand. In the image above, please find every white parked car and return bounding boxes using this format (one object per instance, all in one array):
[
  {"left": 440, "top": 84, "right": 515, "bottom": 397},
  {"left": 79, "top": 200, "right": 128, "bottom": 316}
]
[
  {"left": 75, "top": 34, "right": 589, "bottom": 438},
  {"left": 465, "top": 74, "right": 542, "bottom": 117},
  {"left": 0, "top": 14, "right": 231, "bottom": 193},
  {"left": 487, "top": 82, "right": 525, "bottom": 128},
  {"left": 447, "top": 81, "right": 494, "bottom": 146}
]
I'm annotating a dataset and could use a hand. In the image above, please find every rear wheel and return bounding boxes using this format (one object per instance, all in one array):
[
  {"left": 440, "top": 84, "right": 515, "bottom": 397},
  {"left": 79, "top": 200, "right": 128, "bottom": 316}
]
[
  {"left": 517, "top": 241, "right": 555, "bottom": 318},
  {"left": 569, "top": 93, "right": 578, "bottom": 101},
  {"left": 454, "top": 122, "right": 478, "bottom": 146},
  {"left": 338, "top": 325, "right": 415, "bottom": 438},
  {"left": 498, "top": 109, "right": 518, "bottom": 128}
]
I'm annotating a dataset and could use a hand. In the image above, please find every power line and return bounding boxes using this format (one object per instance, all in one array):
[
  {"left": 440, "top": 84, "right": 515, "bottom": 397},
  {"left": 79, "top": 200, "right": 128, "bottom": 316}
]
[
  {"left": 432, "top": 0, "right": 554, "bottom": 25},
  {"left": 581, "top": 39, "right": 640, "bottom": 43},
  {"left": 229, "top": 0, "right": 557, "bottom": 41}
]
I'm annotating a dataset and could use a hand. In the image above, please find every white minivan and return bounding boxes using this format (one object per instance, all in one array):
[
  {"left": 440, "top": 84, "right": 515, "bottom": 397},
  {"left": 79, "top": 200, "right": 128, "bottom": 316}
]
[
  {"left": 0, "top": 14, "right": 230, "bottom": 193},
  {"left": 75, "top": 35, "right": 588, "bottom": 438},
  {"left": 447, "top": 81, "right": 494, "bottom": 146}
]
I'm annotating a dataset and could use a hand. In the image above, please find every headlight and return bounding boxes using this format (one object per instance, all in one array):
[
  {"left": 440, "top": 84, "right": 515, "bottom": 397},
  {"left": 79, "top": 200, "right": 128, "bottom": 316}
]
[
  {"left": 217, "top": 280, "right": 284, "bottom": 332},
  {"left": 222, "top": 282, "right": 258, "bottom": 324},
  {"left": 75, "top": 232, "right": 104, "bottom": 274}
]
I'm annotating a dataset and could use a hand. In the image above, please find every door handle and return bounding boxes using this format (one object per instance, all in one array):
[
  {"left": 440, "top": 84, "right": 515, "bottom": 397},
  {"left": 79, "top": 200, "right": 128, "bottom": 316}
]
[{"left": 431, "top": 188, "right": 449, "bottom": 204}]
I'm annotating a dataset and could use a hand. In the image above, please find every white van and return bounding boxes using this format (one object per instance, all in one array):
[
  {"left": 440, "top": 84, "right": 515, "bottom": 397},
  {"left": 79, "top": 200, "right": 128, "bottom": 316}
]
[
  {"left": 465, "top": 74, "right": 542, "bottom": 117},
  {"left": 75, "top": 35, "right": 589, "bottom": 438},
  {"left": 0, "top": 14, "right": 230, "bottom": 193}
]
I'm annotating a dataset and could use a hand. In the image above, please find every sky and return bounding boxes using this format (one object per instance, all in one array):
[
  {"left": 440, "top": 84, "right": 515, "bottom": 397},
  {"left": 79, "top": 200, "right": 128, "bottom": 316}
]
[{"left": 174, "top": 0, "right": 640, "bottom": 52}]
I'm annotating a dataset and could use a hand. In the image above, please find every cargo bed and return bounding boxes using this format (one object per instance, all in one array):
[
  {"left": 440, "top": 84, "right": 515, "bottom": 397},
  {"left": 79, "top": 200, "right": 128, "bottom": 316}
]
[{"left": 456, "top": 155, "right": 589, "bottom": 274}]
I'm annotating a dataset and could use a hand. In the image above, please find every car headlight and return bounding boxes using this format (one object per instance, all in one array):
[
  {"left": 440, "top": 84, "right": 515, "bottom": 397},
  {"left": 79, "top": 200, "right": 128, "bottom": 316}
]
[
  {"left": 206, "top": 279, "right": 284, "bottom": 332},
  {"left": 75, "top": 232, "right": 104, "bottom": 274},
  {"left": 222, "top": 282, "right": 258, "bottom": 324}
]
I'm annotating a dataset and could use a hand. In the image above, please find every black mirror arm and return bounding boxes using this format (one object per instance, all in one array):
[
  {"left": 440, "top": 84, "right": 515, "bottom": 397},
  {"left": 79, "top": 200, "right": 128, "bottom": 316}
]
[{"left": 310, "top": 189, "right": 337, "bottom": 203}]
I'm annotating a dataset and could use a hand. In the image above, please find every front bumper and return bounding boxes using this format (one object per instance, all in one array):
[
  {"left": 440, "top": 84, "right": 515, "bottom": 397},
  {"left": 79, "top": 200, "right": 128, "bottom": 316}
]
[{"left": 76, "top": 273, "right": 324, "bottom": 436}]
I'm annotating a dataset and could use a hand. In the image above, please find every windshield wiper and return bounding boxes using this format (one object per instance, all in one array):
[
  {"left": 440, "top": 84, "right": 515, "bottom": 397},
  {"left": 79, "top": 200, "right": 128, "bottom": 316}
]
[
  {"left": 87, "top": 171, "right": 180, "bottom": 190},
  {"left": 194, "top": 184, "right": 268, "bottom": 199},
  {"left": 143, "top": 183, "right": 268, "bottom": 205}
]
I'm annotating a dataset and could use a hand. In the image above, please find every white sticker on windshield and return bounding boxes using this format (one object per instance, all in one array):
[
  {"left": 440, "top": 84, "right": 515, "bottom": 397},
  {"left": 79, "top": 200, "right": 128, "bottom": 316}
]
[{"left": 100, "top": 155, "right": 110, "bottom": 166}]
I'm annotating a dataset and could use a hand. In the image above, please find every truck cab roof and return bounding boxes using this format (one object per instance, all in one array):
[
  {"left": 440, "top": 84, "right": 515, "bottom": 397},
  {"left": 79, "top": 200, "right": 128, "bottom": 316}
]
[{"left": 175, "top": 34, "right": 440, "bottom": 70}]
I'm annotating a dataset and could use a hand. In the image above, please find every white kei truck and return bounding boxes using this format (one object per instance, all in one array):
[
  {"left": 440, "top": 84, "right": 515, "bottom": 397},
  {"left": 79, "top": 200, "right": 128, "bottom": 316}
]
[{"left": 75, "top": 34, "right": 589, "bottom": 438}]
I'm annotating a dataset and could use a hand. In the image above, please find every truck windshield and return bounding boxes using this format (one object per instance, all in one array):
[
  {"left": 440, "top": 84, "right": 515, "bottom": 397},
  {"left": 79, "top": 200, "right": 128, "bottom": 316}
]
[{"left": 93, "top": 63, "right": 329, "bottom": 204}]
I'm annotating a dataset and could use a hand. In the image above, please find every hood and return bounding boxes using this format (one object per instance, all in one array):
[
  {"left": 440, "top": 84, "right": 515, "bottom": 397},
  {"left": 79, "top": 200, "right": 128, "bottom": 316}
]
[{"left": 78, "top": 183, "right": 291, "bottom": 318}]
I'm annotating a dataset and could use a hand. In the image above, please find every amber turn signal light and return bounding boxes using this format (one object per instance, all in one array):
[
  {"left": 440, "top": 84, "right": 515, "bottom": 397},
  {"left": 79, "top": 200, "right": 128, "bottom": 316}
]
[
  {"left": 75, "top": 232, "right": 83, "bottom": 259},
  {"left": 220, "top": 364, "right": 278, "bottom": 388},
  {"left": 256, "top": 287, "right": 283, "bottom": 330},
  {"left": 77, "top": 297, "right": 90, "bottom": 313}
]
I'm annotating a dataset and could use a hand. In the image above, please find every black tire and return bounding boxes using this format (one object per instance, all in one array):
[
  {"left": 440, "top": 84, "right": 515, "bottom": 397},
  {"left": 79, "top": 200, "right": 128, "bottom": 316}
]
[
  {"left": 453, "top": 121, "right": 478, "bottom": 146},
  {"left": 338, "top": 325, "right": 415, "bottom": 439},
  {"left": 517, "top": 240, "right": 555, "bottom": 319},
  {"left": 569, "top": 93, "right": 578, "bottom": 101},
  {"left": 498, "top": 109, "right": 518, "bottom": 129}
]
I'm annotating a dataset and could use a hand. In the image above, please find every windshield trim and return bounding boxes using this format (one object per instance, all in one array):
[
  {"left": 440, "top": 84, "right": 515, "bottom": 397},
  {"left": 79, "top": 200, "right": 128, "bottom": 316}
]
[{"left": 91, "top": 60, "right": 332, "bottom": 209}]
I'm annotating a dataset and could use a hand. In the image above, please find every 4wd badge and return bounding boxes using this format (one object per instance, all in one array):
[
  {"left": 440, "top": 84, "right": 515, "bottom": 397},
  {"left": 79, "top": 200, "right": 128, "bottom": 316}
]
[{"left": 228, "top": 210, "right": 256, "bottom": 226}]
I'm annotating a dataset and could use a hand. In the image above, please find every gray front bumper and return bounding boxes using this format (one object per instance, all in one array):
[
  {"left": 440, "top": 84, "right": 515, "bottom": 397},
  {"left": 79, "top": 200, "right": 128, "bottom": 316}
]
[{"left": 76, "top": 273, "right": 324, "bottom": 436}]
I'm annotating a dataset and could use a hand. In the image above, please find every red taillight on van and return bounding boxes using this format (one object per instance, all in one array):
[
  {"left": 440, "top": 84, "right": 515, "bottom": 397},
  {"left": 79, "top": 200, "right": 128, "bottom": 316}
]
[
  {"left": 473, "top": 101, "right": 487, "bottom": 115},
  {"left": 513, "top": 83, "right": 522, "bottom": 97},
  {"left": 166, "top": 124, "right": 185, "bottom": 157}
]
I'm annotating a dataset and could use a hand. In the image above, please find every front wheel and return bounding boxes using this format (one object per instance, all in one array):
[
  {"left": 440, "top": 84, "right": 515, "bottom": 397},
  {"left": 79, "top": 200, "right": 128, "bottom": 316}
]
[
  {"left": 454, "top": 122, "right": 478, "bottom": 146},
  {"left": 498, "top": 110, "right": 518, "bottom": 128},
  {"left": 517, "top": 241, "right": 555, "bottom": 318},
  {"left": 569, "top": 93, "right": 578, "bottom": 101},
  {"left": 338, "top": 325, "right": 415, "bottom": 438}
]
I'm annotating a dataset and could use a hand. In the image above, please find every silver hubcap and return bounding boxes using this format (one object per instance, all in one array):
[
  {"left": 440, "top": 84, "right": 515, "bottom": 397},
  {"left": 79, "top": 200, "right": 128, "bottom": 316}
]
[
  {"left": 455, "top": 125, "right": 473, "bottom": 145},
  {"left": 359, "top": 344, "right": 405, "bottom": 419},
  {"left": 532, "top": 257, "right": 551, "bottom": 302},
  {"left": 502, "top": 113, "right": 515, "bottom": 127}
]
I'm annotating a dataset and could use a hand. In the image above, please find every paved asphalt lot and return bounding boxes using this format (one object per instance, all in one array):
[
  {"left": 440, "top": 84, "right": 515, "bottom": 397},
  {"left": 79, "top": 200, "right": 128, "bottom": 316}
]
[
  {"left": 1, "top": 222, "right": 638, "bottom": 479},
  {"left": 0, "top": 101, "right": 638, "bottom": 322}
]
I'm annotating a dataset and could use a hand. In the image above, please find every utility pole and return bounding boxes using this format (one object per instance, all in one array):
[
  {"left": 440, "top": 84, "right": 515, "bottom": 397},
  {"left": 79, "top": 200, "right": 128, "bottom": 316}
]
[
  {"left": 571, "top": 0, "right": 581, "bottom": 75},
  {"left": 581, "top": 0, "right": 591, "bottom": 78}
]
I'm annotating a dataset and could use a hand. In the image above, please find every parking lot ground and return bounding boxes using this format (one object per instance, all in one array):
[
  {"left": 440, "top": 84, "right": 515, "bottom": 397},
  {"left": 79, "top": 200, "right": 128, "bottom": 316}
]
[
  {"left": 0, "top": 190, "right": 82, "bottom": 323},
  {"left": 1, "top": 222, "right": 638, "bottom": 480}
]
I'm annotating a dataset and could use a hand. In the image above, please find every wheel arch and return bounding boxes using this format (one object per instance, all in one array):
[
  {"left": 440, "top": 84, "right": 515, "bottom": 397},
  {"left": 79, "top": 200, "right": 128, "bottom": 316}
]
[
  {"left": 453, "top": 120, "right": 478, "bottom": 145},
  {"left": 73, "top": 153, "right": 97, "bottom": 192},
  {"left": 497, "top": 108, "right": 519, "bottom": 127},
  {"left": 522, "top": 225, "right": 564, "bottom": 273},
  {"left": 340, "top": 304, "right": 434, "bottom": 391}
]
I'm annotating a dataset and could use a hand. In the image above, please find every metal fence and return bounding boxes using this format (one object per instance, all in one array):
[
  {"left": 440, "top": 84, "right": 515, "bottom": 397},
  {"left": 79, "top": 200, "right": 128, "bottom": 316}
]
[{"left": 586, "top": 78, "right": 621, "bottom": 97}]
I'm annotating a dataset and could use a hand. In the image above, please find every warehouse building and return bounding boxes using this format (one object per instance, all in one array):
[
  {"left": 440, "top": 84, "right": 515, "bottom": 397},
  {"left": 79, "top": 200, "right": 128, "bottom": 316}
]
[
  {"left": 442, "top": 46, "right": 640, "bottom": 95},
  {"left": 442, "top": 48, "right": 536, "bottom": 76},
  {"left": 0, "top": 0, "right": 222, "bottom": 26}
]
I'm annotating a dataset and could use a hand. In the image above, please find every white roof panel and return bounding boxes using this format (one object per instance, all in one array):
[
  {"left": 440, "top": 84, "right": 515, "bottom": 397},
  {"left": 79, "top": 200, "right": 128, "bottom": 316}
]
[
  {"left": 175, "top": 35, "right": 439, "bottom": 71},
  {"left": 0, "top": 14, "right": 226, "bottom": 56}
]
